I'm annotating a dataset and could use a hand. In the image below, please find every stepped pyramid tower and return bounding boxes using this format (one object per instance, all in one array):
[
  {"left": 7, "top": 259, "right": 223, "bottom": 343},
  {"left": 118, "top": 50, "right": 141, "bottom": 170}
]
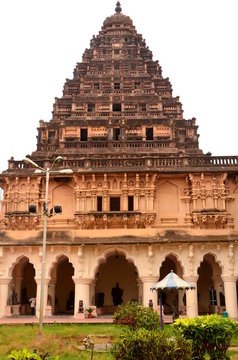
[
  {"left": 32, "top": 1, "right": 201, "bottom": 161},
  {"left": 0, "top": 2, "right": 238, "bottom": 320}
]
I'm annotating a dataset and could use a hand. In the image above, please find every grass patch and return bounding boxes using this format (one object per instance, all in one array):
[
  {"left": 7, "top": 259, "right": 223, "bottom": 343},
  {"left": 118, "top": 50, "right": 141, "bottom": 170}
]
[
  {"left": 0, "top": 324, "right": 124, "bottom": 359},
  {"left": 0, "top": 323, "right": 237, "bottom": 359}
]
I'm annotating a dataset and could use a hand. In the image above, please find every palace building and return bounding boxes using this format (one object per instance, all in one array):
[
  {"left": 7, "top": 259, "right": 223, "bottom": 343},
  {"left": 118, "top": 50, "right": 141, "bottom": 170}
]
[{"left": 0, "top": 2, "right": 238, "bottom": 319}]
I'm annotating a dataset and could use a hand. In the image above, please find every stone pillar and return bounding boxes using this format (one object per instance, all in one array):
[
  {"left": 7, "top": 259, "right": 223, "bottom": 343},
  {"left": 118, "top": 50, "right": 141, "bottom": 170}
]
[
  {"left": 145, "top": 190, "right": 149, "bottom": 212},
  {"left": 15, "top": 276, "right": 23, "bottom": 304},
  {"left": 122, "top": 174, "right": 128, "bottom": 211},
  {"left": 137, "top": 278, "right": 143, "bottom": 305},
  {"left": 122, "top": 191, "right": 127, "bottom": 211},
  {"left": 48, "top": 279, "right": 56, "bottom": 313},
  {"left": 135, "top": 174, "right": 140, "bottom": 211},
  {"left": 134, "top": 190, "right": 139, "bottom": 211},
  {"left": 103, "top": 192, "right": 107, "bottom": 211},
  {"left": 183, "top": 276, "right": 198, "bottom": 318},
  {"left": 35, "top": 277, "right": 50, "bottom": 318},
  {"left": 141, "top": 276, "right": 158, "bottom": 309},
  {"left": 212, "top": 276, "right": 223, "bottom": 309},
  {"left": 222, "top": 276, "right": 238, "bottom": 318},
  {"left": 178, "top": 290, "right": 185, "bottom": 313},
  {"left": 91, "top": 193, "right": 96, "bottom": 211},
  {"left": 81, "top": 195, "right": 86, "bottom": 212},
  {"left": 148, "top": 190, "right": 154, "bottom": 211},
  {"left": 75, "top": 192, "right": 80, "bottom": 212},
  {"left": 0, "top": 278, "right": 11, "bottom": 317},
  {"left": 90, "top": 281, "right": 96, "bottom": 306},
  {"left": 73, "top": 277, "right": 93, "bottom": 317},
  {"left": 108, "top": 127, "right": 112, "bottom": 140}
]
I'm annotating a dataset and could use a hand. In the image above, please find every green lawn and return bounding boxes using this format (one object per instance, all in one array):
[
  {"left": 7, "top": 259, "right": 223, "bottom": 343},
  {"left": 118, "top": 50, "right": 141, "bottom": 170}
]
[
  {"left": 0, "top": 324, "right": 123, "bottom": 359},
  {"left": 0, "top": 323, "right": 238, "bottom": 359}
]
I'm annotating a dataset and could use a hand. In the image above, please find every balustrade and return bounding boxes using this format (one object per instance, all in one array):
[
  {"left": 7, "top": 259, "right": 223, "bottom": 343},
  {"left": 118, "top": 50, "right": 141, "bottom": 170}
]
[{"left": 6, "top": 155, "right": 238, "bottom": 173}]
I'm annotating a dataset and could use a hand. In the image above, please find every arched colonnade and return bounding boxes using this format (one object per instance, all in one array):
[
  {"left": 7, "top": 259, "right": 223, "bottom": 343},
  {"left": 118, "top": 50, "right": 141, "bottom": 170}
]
[{"left": 0, "top": 245, "right": 237, "bottom": 319}]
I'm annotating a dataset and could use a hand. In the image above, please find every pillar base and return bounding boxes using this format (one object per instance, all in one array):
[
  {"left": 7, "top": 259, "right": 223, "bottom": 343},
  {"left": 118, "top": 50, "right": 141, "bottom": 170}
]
[
  {"left": 45, "top": 305, "right": 53, "bottom": 317},
  {"left": 75, "top": 312, "right": 86, "bottom": 319},
  {"left": 5, "top": 306, "right": 12, "bottom": 316},
  {"left": 12, "top": 305, "right": 21, "bottom": 316}
]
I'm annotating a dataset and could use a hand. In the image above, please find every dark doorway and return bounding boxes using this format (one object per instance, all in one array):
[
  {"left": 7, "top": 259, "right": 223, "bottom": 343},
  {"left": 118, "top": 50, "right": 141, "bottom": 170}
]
[
  {"left": 113, "top": 103, "right": 121, "bottom": 112},
  {"left": 128, "top": 196, "right": 134, "bottom": 211},
  {"left": 80, "top": 128, "right": 88, "bottom": 141},
  {"left": 97, "top": 196, "right": 102, "bottom": 211},
  {"left": 146, "top": 128, "right": 154, "bottom": 140},
  {"left": 110, "top": 197, "right": 120, "bottom": 211},
  {"left": 113, "top": 128, "right": 120, "bottom": 141},
  {"left": 54, "top": 257, "right": 75, "bottom": 314}
]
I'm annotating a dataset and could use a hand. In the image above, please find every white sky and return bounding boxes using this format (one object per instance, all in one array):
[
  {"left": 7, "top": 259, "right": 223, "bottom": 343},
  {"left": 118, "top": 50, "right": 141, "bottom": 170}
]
[{"left": 0, "top": 0, "right": 237, "bottom": 172}]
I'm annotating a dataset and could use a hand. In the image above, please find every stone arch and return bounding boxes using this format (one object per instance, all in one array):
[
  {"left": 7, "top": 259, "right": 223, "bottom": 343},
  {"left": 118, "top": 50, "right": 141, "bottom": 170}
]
[
  {"left": 8, "top": 254, "right": 36, "bottom": 278},
  {"left": 49, "top": 254, "right": 75, "bottom": 314},
  {"left": 158, "top": 252, "right": 186, "bottom": 315},
  {"left": 94, "top": 247, "right": 139, "bottom": 311},
  {"left": 197, "top": 252, "right": 224, "bottom": 315},
  {"left": 196, "top": 250, "right": 224, "bottom": 276},
  {"left": 8, "top": 255, "right": 36, "bottom": 313},
  {"left": 159, "top": 252, "right": 186, "bottom": 277},
  {"left": 47, "top": 253, "right": 76, "bottom": 278},
  {"left": 94, "top": 247, "right": 140, "bottom": 278},
  {"left": 21, "top": 183, "right": 26, "bottom": 191}
]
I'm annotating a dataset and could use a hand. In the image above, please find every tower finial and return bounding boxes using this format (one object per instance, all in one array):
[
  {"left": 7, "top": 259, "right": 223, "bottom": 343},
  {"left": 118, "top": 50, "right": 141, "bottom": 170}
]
[{"left": 115, "top": 1, "right": 122, "bottom": 13}]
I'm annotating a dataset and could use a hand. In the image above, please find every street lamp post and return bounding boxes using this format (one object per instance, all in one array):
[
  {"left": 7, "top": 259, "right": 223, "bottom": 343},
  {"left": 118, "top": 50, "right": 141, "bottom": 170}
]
[{"left": 24, "top": 156, "right": 73, "bottom": 336}]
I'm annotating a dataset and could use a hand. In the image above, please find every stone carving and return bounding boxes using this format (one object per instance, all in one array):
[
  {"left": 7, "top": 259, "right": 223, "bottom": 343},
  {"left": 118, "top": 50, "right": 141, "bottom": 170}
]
[
  {"left": 191, "top": 210, "right": 233, "bottom": 229},
  {"left": 74, "top": 212, "right": 156, "bottom": 229},
  {"left": 4, "top": 215, "right": 39, "bottom": 231}
]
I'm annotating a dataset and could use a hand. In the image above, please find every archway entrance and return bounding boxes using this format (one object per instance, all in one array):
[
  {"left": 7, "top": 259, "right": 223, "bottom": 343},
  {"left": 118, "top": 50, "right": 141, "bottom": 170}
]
[
  {"left": 10, "top": 257, "right": 36, "bottom": 315},
  {"left": 50, "top": 256, "right": 75, "bottom": 315},
  {"left": 95, "top": 252, "right": 138, "bottom": 314},
  {"left": 197, "top": 254, "right": 224, "bottom": 315},
  {"left": 159, "top": 255, "right": 184, "bottom": 315}
]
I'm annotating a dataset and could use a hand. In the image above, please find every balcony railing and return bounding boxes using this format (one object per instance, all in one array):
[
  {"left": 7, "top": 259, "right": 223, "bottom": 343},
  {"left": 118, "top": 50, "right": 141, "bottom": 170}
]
[{"left": 4, "top": 155, "right": 238, "bottom": 173}]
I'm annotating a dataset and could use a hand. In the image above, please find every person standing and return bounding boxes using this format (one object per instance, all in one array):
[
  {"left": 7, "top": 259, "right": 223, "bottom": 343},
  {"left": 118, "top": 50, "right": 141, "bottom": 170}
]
[{"left": 29, "top": 297, "right": 36, "bottom": 315}]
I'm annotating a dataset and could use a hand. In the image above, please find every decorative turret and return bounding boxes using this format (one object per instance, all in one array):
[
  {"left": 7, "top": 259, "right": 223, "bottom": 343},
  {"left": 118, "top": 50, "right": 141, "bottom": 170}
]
[{"left": 115, "top": 1, "right": 122, "bottom": 13}]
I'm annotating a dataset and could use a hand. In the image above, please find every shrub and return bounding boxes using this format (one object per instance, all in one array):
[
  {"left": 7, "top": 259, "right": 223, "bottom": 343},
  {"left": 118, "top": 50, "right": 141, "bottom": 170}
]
[
  {"left": 111, "top": 327, "right": 192, "bottom": 360},
  {"left": 7, "top": 348, "right": 58, "bottom": 360},
  {"left": 113, "top": 301, "right": 160, "bottom": 330},
  {"left": 173, "top": 314, "right": 238, "bottom": 360},
  {"left": 7, "top": 349, "right": 41, "bottom": 360}
]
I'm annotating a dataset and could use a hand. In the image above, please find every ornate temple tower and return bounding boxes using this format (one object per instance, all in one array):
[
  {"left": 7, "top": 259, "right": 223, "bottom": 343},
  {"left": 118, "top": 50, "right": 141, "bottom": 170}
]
[{"left": 0, "top": 2, "right": 238, "bottom": 320}]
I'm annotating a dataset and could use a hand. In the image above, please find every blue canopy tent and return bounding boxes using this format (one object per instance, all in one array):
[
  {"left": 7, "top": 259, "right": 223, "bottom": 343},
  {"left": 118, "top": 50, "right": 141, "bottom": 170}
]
[{"left": 150, "top": 270, "right": 195, "bottom": 328}]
